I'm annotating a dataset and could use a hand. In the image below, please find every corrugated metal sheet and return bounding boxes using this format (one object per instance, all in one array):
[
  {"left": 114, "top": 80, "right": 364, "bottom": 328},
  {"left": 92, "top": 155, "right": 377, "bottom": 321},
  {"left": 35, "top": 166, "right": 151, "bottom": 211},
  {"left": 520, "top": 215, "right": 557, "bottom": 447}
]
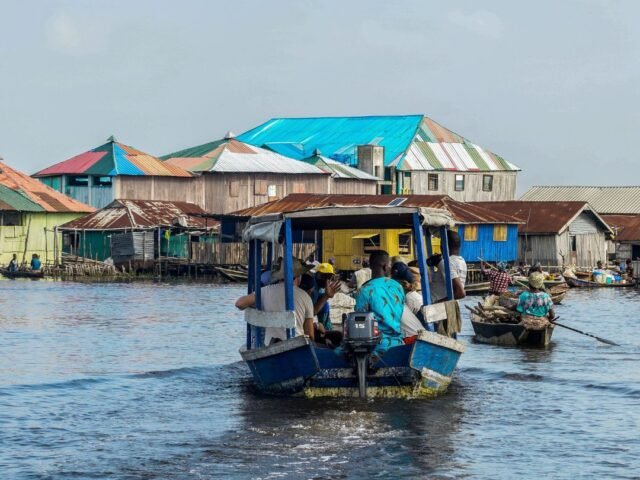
[
  {"left": 521, "top": 186, "right": 640, "bottom": 215},
  {"left": 230, "top": 193, "right": 522, "bottom": 225},
  {"left": 111, "top": 231, "right": 155, "bottom": 263},
  {"left": 301, "top": 153, "right": 379, "bottom": 180},
  {"left": 459, "top": 224, "right": 519, "bottom": 262},
  {"left": 59, "top": 199, "right": 217, "bottom": 231},
  {"left": 568, "top": 212, "right": 600, "bottom": 235},
  {"left": 0, "top": 161, "right": 94, "bottom": 213},
  {"left": 237, "top": 115, "right": 520, "bottom": 173},
  {"left": 472, "top": 201, "right": 612, "bottom": 235},
  {"left": 602, "top": 215, "right": 640, "bottom": 241},
  {"left": 163, "top": 139, "right": 327, "bottom": 175},
  {"left": 34, "top": 139, "right": 192, "bottom": 178}
]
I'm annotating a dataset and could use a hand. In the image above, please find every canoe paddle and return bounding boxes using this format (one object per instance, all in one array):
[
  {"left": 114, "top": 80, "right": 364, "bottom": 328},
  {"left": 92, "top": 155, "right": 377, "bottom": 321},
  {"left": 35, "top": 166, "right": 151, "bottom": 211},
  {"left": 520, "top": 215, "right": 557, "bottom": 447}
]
[{"left": 550, "top": 316, "right": 619, "bottom": 346}]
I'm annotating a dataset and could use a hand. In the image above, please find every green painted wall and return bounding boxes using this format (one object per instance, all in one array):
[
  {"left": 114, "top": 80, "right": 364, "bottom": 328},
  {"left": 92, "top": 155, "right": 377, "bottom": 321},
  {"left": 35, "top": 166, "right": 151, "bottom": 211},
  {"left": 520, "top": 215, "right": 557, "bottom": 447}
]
[{"left": 0, "top": 212, "right": 85, "bottom": 266}]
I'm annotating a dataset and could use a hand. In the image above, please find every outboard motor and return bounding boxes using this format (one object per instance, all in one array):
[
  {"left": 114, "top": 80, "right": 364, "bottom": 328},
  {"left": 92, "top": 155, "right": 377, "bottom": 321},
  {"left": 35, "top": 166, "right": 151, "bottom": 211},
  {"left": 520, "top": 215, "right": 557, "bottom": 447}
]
[{"left": 342, "top": 312, "right": 381, "bottom": 398}]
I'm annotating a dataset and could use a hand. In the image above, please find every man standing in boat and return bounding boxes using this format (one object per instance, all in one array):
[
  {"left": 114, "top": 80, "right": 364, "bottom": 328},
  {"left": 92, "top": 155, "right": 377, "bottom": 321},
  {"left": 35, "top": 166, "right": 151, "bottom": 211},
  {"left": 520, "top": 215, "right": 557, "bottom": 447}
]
[
  {"left": 481, "top": 260, "right": 512, "bottom": 295},
  {"left": 354, "top": 250, "right": 405, "bottom": 355}
]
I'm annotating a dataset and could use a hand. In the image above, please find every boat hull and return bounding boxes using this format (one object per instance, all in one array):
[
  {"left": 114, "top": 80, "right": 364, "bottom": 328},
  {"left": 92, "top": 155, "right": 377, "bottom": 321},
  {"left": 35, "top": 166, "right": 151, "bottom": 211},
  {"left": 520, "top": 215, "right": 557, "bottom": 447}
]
[
  {"left": 0, "top": 269, "right": 44, "bottom": 279},
  {"left": 240, "top": 331, "right": 465, "bottom": 398},
  {"left": 471, "top": 318, "right": 554, "bottom": 347}
]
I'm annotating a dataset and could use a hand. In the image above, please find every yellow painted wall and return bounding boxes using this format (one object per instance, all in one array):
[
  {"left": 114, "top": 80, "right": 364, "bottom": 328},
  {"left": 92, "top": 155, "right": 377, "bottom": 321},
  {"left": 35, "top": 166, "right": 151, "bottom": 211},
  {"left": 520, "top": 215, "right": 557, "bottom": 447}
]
[
  {"left": 0, "top": 212, "right": 84, "bottom": 266},
  {"left": 323, "top": 229, "right": 442, "bottom": 271}
]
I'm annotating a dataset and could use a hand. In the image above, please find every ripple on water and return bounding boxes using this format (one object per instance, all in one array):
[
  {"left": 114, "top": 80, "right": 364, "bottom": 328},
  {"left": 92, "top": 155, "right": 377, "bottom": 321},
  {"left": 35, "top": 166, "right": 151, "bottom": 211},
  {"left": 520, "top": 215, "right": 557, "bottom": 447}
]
[{"left": 0, "top": 282, "right": 639, "bottom": 479}]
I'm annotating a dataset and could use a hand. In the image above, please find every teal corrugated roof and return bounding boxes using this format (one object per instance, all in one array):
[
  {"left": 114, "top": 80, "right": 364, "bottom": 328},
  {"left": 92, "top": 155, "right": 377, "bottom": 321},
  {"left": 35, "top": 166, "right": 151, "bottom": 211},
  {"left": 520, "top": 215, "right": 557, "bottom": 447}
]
[
  {"left": 238, "top": 115, "right": 423, "bottom": 166},
  {"left": 238, "top": 115, "right": 519, "bottom": 172},
  {"left": 0, "top": 184, "right": 44, "bottom": 212}
]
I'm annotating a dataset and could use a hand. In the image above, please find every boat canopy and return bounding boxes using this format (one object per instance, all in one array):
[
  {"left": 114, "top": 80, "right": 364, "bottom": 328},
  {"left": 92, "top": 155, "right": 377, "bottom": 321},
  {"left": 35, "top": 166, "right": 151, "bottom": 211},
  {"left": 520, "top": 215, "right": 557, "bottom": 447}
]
[{"left": 241, "top": 205, "right": 454, "bottom": 243}]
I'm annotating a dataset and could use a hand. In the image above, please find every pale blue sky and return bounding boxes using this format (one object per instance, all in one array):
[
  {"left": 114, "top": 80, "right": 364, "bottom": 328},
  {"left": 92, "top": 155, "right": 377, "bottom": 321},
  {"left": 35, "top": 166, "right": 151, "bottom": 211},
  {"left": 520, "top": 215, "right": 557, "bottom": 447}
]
[{"left": 0, "top": 0, "right": 638, "bottom": 194}]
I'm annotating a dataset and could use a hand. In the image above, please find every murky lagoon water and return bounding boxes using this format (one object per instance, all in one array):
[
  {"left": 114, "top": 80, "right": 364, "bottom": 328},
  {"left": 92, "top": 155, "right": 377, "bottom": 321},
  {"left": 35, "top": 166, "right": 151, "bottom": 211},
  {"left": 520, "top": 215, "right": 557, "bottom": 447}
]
[{"left": 1, "top": 280, "right": 639, "bottom": 479}]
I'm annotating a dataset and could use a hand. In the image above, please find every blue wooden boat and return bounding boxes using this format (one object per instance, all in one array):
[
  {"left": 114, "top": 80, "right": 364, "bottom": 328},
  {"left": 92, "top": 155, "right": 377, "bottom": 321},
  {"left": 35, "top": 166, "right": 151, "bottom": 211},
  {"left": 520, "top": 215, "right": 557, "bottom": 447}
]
[{"left": 232, "top": 204, "right": 466, "bottom": 398}]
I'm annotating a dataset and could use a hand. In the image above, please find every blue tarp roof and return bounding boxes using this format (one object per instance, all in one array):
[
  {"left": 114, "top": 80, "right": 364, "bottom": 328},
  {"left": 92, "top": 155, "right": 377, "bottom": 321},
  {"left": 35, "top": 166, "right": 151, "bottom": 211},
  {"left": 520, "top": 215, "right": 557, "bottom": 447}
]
[{"left": 237, "top": 115, "right": 423, "bottom": 166}]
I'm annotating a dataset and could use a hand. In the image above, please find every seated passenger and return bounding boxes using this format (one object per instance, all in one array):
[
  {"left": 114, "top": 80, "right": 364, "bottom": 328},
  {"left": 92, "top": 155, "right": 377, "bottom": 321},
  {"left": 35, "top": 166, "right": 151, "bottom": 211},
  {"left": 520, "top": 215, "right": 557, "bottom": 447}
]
[
  {"left": 516, "top": 272, "right": 555, "bottom": 330},
  {"left": 8, "top": 253, "right": 18, "bottom": 272},
  {"left": 391, "top": 261, "right": 425, "bottom": 338},
  {"left": 30, "top": 253, "right": 41, "bottom": 271},
  {"left": 299, "top": 273, "right": 343, "bottom": 348},
  {"left": 354, "top": 250, "right": 405, "bottom": 355},
  {"left": 235, "top": 258, "right": 314, "bottom": 345}
]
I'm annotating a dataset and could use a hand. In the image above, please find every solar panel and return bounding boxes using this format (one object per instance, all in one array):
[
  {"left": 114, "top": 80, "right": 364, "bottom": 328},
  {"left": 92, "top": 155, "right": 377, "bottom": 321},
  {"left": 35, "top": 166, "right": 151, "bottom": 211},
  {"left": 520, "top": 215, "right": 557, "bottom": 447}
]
[{"left": 387, "top": 198, "right": 407, "bottom": 207}]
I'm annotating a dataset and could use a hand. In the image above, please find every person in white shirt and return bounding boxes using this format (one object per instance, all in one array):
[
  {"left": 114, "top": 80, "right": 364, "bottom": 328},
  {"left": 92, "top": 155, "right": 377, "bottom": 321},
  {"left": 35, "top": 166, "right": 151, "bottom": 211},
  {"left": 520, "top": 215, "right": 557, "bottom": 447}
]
[
  {"left": 235, "top": 258, "right": 315, "bottom": 345},
  {"left": 429, "top": 230, "right": 467, "bottom": 302}
]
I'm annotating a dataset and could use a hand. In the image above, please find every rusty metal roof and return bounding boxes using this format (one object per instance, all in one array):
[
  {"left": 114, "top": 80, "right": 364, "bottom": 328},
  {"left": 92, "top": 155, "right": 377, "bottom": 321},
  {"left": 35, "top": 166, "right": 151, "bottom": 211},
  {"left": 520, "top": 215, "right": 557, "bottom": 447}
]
[
  {"left": 59, "top": 199, "right": 217, "bottom": 231},
  {"left": 472, "top": 201, "right": 612, "bottom": 235},
  {"left": 0, "top": 160, "right": 94, "bottom": 213},
  {"left": 230, "top": 193, "right": 522, "bottom": 225},
  {"left": 521, "top": 186, "right": 640, "bottom": 215},
  {"left": 601, "top": 215, "right": 640, "bottom": 242}
]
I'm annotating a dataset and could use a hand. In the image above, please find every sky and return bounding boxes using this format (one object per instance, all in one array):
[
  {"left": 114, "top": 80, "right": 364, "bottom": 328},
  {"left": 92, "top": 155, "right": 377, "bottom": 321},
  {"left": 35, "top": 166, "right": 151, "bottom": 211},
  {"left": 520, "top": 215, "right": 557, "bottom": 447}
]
[{"left": 0, "top": 0, "right": 638, "bottom": 195}]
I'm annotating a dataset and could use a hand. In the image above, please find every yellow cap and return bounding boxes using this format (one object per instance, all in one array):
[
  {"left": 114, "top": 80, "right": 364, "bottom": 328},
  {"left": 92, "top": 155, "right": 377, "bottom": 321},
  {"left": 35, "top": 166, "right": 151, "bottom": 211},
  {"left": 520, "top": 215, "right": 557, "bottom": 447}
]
[{"left": 316, "top": 263, "right": 335, "bottom": 274}]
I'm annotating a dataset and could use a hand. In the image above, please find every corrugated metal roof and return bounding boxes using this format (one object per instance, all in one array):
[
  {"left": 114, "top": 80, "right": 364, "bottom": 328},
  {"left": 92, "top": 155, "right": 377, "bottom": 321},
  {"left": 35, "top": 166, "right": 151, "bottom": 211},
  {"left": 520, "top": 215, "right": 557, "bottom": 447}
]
[
  {"left": 59, "top": 199, "right": 217, "bottom": 231},
  {"left": 163, "top": 138, "right": 327, "bottom": 175},
  {"left": 237, "top": 115, "right": 519, "bottom": 173},
  {"left": 0, "top": 161, "right": 94, "bottom": 213},
  {"left": 472, "top": 201, "right": 612, "bottom": 235},
  {"left": 34, "top": 138, "right": 192, "bottom": 178},
  {"left": 521, "top": 186, "right": 640, "bottom": 215},
  {"left": 601, "top": 215, "right": 640, "bottom": 242},
  {"left": 230, "top": 193, "right": 522, "bottom": 225},
  {"left": 301, "top": 153, "right": 379, "bottom": 180}
]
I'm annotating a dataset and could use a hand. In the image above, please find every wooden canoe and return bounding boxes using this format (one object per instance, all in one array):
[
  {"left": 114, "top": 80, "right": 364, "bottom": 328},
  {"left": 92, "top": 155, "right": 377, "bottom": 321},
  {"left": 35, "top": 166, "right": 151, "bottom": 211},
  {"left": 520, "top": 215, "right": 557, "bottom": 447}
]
[
  {"left": 465, "top": 281, "right": 490, "bottom": 295},
  {"left": 215, "top": 266, "right": 248, "bottom": 282},
  {"left": 0, "top": 269, "right": 45, "bottom": 279},
  {"left": 566, "top": 277, "right": 636, "bottom": 288},
  {"left": 470, "top": 314, "right": 554, "bottom": 347}
]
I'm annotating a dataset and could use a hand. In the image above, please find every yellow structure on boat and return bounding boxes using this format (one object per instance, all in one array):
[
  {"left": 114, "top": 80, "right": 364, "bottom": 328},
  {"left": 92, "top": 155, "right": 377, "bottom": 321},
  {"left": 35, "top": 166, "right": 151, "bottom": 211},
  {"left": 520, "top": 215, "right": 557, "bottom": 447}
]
[{"left": 323, "top": 229, "right": 441, "bottom": 271}]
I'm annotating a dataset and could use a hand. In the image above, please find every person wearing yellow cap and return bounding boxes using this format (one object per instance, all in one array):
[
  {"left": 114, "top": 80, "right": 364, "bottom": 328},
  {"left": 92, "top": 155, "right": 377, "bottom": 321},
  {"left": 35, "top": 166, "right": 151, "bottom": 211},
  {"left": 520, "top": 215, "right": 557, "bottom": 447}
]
[
  {"left": 312, "top": 263, "right": 341, "bottom": 337},
  {"left": 516, "top": 272, "right": 555, "bottom": 329}
]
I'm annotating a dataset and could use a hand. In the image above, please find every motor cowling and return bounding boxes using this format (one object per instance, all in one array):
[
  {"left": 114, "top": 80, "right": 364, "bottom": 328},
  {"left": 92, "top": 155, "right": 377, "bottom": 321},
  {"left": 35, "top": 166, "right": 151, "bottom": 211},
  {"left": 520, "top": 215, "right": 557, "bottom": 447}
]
[{"left": 343, "top": 312, "right": 381, "bottom": 354}]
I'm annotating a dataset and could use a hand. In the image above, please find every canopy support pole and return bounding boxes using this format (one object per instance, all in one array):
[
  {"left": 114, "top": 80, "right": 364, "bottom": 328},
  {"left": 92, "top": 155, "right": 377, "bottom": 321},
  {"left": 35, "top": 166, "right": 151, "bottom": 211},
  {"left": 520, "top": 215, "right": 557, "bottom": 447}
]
[
  {"left": 440, "top": 226, "right": 454, "bottom": 301},
  {"left": 283, "top": 218, "right": 295, "bottom": 339},
  {"left": 412, "top": 213, "right": 432, "bottom": 306}
]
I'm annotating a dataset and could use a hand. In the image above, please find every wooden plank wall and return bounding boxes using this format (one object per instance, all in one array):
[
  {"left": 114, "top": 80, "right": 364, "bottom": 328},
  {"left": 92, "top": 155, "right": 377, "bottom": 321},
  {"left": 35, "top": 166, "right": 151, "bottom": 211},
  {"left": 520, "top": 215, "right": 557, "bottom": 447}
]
[
  {"left": 115, "top": 177, "right": 204, "bottom": 206},
  {"left": 409, "top": 171, "right": 517, "bottom": 201},
  {"left": 329, "top": 179, "right": 377, "bottom": 195},
  {"left": 202, "top": 173, "right": 331, "bottom": 214},
  {"left": 191, "top": 242, "right": 315, "bottom": 265}
]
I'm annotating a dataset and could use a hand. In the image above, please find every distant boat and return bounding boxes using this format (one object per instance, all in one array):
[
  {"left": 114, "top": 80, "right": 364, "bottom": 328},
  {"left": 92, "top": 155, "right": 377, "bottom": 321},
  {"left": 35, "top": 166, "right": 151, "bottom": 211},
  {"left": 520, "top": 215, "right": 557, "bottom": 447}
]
[
  {"left": 465, "top": 281, "right": 490, "bottom": 295},
  {"left": 0, "top": 269, "right": 44, "bottom": 279},
  {"left": 215, "top": 266, "right": 248, "bottom": 282},
  {"left": 566, "top": 277, "right": 636, "bottom": 288}
]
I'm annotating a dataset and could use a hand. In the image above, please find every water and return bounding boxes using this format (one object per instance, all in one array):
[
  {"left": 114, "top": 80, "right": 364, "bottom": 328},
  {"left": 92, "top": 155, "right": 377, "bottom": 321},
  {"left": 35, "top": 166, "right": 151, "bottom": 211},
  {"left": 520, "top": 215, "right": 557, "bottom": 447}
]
[{"left": 1, "top": 280, "right": 639, "bottom": 479}]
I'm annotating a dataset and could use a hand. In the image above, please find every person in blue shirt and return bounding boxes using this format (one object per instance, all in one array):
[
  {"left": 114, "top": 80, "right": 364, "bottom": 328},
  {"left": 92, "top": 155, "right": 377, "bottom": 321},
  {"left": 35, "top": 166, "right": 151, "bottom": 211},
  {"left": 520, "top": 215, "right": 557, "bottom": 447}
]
[
  {"left": 30, "top": 253, "right": 41, "bottom": 271},
  {"left": 355, "top": 250, "right": 405, "bottom": 356}
]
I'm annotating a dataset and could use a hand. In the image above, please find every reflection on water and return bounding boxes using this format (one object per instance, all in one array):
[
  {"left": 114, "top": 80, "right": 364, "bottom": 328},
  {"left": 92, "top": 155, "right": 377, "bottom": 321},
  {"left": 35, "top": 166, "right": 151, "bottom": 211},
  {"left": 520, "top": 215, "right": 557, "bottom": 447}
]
[{"left": 0, "top": 281, "right": 639, "bottom": 479}]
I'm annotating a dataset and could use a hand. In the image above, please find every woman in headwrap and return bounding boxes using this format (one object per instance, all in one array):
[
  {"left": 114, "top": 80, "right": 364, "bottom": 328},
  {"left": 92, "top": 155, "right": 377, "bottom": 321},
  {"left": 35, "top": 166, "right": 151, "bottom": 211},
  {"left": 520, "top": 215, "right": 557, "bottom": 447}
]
[{"left": 516, "top": 272, "right": 555, "bottom": 329}]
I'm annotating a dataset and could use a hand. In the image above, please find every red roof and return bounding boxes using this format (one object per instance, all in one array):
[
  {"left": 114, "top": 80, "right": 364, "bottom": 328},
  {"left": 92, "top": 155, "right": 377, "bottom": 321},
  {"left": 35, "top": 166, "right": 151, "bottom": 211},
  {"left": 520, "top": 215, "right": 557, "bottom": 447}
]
[
  {"left": 472, "top": 201, "right": 611, "bottom": 234},
  {"left": 601, "top": 215, "right": 640, "bottom": 242},
  {"left": 231, "top": 194, "right": 522, "bottom": 225}
]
